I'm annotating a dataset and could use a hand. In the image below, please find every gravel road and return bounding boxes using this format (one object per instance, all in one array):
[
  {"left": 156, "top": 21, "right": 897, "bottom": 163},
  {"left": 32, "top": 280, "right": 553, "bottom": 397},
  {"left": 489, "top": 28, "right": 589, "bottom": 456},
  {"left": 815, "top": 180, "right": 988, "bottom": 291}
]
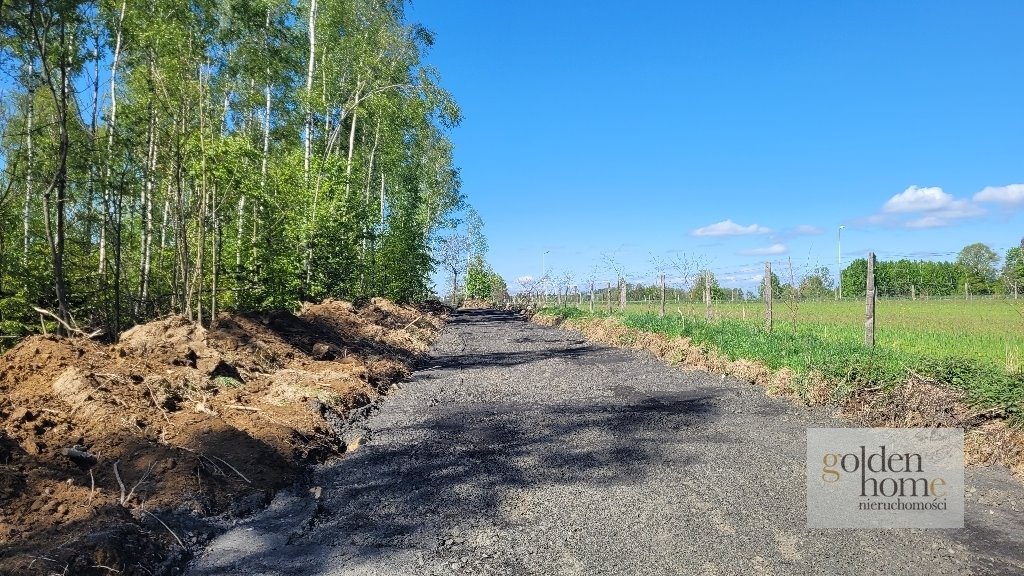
[{"left": 190, "top": 309, "right": 1024, "bottom": 575}]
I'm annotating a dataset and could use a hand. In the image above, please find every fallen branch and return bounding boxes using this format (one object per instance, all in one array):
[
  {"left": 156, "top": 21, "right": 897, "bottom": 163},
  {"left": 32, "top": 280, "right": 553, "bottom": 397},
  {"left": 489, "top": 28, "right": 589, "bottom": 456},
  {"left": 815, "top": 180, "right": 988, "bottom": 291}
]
[
  {"left": 210, "top": 455, "right": 250, "bottom": 484},
  {"left": 143, "top": 511, "right": 184, "bottom": 548},
  {"left": 31, "top": 306, "right": 102, "bottom": 339},
  {"left": 124, "top": 462, "right": 156, "bottom": 504},
  {"left": 224, "top": 404, "right": 261, "bottom": 412},
  {"left": 965, "top": 406, "right": 1004, "bottom": 421},
  {"left": 145, "top": 383, "right": 172, "bottom": 425},
  {"left": 176, "top": 446, "right": 226, "bottom": 477},
  {"left": 402, "top": 315, "right": 425, "bottom": 331},
  {"left": 113, "top": 460, "right": 126, "bottom": 504}
]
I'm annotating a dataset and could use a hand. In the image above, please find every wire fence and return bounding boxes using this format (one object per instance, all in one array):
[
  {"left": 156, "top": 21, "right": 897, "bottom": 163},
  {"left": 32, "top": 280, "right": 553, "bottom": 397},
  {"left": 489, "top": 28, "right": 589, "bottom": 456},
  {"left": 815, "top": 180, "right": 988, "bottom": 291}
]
[{"left": 509, "top": 252, "right": 1024, "bottom": 369}]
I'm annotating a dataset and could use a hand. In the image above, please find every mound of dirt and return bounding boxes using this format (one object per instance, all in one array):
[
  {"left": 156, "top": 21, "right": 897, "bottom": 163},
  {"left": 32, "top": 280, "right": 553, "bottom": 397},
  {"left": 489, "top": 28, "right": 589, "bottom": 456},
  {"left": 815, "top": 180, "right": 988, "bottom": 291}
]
[{"left": 0, "top": 298, "right": 445, "bottom": 575}]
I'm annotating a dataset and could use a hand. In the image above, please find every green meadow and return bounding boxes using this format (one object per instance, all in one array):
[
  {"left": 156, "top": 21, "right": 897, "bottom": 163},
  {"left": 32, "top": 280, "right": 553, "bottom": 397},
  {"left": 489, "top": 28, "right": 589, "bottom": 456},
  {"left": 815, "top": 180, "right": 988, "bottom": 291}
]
[{"left": 541, "top": 297, "right": 1024, "bottom": 422}]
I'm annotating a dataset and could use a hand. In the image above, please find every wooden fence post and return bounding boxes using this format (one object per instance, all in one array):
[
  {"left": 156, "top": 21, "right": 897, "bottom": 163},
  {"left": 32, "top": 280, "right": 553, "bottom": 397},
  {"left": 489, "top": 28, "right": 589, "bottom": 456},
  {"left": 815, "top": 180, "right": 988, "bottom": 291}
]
[
  {"left": 764, "top": 262, "right": 773, "bottom": 333},
  {"left": 911, "top": 284, "right": 916, "bottom": 301},
  {"left": 704, "top": 271, "right": 712, "bottom": 321},
  {"left": 619, "top": 278, "right": 626, "bottom": 312},
  {"left": 865, "top": 252, "right": 876, "bottom": 347},
  {"left": 659, "top": 274, "right": 666, "bottom": 318},
  {"left": 589, "top": 282, "right": 594, "bottom": 313},
  {"left": 606, "top": 282, "right": 612, "bottom": 313}
]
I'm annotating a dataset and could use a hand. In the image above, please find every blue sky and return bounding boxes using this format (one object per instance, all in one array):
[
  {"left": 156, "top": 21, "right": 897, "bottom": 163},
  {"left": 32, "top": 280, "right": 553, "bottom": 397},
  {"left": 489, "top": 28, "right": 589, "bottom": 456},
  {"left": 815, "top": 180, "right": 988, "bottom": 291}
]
[{"left": 410, "top": 0, "right": 1024, "bottom": 290}]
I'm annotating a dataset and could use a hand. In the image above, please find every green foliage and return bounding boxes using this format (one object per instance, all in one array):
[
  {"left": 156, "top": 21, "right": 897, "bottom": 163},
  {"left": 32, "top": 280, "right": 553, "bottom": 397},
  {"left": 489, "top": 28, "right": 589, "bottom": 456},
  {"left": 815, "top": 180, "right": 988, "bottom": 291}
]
[
  {"left": 799, "top": 266, "right": 834, "bottom": 299},
  {"left": 539, "top": 306, "right": 589, "bottom": 319},
  {"left": 488, "top": 271, "right": 509, "bottom": 302},
  {"left": 0, "top": 0, "right": 468, "bottom": 342},
  {"left": 690, "top": 271, "right": 719, "bottom": 301},
  {"left": 465, "top": 256, "right": 492, "bottom": 300},
  {"left": 842, "top": 257, "right": 967, "bottom": 297},
  {"left": 757, "top": 271, "right": 782, "bottom": 300},
  {"left": 1002, "top": 247, "right": 1024, "bottom": 293},
  {"left": 957, "top": 242, "right": 1000, "bottom": 286},
  {"left": 0, "top": 294, "right": 33, "bottom": 350}
]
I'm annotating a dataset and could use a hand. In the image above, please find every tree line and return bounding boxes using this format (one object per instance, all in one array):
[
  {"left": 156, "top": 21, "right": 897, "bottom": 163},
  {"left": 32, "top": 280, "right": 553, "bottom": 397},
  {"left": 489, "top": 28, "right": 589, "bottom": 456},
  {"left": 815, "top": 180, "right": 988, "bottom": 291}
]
[
  {"left": 0, "top": 0, "right": 466, "bottom": 341},
  {"left": 528, "top": 239, "right": 1023, "bottom": 305},
  {"left": 841, "top": 241, "right": 1024, "bottom": 298}
]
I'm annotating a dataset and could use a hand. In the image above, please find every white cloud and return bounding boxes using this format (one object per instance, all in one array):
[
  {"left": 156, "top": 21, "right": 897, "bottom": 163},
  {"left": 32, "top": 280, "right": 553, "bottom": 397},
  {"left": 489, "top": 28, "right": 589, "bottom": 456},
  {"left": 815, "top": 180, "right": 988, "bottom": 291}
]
[
  {"left": 516, "top": 275, "right": 534, "bottom": 284},
  {"left": 903, "top": 200, "right": 985, "bottom": 228},
  {"left": 737, "top": 243, "right": 787, "bottom": 256},
  {"left": 866, "top": 185, "right": 987, "bottom": 229},
  {"left": 975, "top": 184, "right": 1024, "bottom": 205},
  {"left": 904, "top": 216, "right": 946, "bottom": 229},
  {"left": 939, "top": 199, "right": 985, "bottom": 218},
  {"left": 691, "top": 219, "right": 771, "bottom": 237},
  {"left": 882, "top": 186, "right": 953, "bottom": 213},
  {"left": 793, "top": 224, "right": 824, "bottom": 235}
]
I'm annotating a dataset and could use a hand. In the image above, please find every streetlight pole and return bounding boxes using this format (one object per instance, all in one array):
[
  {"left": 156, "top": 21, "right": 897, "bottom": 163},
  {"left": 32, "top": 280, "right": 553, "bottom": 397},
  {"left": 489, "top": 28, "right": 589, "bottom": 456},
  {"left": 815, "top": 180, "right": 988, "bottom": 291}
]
[{"left": 837, "top": 225, "right": 845, "bottom": 300}]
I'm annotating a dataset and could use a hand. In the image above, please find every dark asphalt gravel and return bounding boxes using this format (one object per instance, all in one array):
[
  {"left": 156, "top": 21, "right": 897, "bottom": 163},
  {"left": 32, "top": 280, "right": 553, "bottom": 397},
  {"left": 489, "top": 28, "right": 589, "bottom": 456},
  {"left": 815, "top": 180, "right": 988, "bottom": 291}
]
[{"left": 190, "top": 309, "right": 1024, "bottom": 575}]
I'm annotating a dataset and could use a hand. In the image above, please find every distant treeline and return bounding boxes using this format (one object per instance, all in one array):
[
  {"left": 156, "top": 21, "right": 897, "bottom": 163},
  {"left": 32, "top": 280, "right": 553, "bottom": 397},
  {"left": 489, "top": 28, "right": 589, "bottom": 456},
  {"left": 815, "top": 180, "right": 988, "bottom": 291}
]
[
  {"left": 840, "top": 259, "right": 965, "bottom": 298},
  {"left": 538, "top": 241, "right": 1024, "bottom": 303},
  {"left": 842, "top": 241, "right": 1022, "bottom": 298}
]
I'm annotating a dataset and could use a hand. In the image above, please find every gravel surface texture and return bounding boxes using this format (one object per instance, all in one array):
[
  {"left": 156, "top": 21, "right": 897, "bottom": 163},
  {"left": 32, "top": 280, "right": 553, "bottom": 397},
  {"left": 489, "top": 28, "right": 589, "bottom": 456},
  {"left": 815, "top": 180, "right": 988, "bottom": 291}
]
[{"left": 190, "top": 309, "right": 1024, "bottom": 575}]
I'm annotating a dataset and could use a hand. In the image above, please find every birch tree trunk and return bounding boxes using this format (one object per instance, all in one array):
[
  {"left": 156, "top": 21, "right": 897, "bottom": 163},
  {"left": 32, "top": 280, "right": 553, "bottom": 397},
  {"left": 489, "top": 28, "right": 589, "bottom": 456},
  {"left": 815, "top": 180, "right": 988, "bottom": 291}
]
[
  {"left": 98, "top": 0, "right": 126, "bottom": 276},
  {"left": 360, "top": 117, "right": 379, "bottom": 293},
  {"left": 303, "top": 0, "right": 317, "bottom": 184},
  {"left": 235, "top": 195, "right": 245, "bottom": 306},
  {"left": 302, "top": 0, "right": 318, "bottom": 293},
  {"left": 86, "top": 35, "right": 99, "bottom": 253},
  {"left": 22, "top": 62, "right": 33, "bottom": 270},
  {"left": 138, "top": 59, "right": 157, "bottom": 316},
  {"left": 37, "top": 17, "right": 73, "bottom": 332},
  {"left": 158, "top": 194, "right": 169, "bottom": 281}
]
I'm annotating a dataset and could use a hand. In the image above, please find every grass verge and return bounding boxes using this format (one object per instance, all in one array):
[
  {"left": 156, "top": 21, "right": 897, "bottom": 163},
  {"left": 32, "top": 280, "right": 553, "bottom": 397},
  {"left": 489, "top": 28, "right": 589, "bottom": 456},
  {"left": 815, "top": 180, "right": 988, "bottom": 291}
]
[{"left": 534, "top": 306, "right": 1024, "bottom": 478}]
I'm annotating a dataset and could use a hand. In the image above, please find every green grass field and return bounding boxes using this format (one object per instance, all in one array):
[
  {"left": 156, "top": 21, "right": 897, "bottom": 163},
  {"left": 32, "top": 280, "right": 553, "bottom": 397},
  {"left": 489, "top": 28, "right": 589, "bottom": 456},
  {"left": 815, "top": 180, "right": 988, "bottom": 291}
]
[
  {"left": 567, "top": 297, "right": 1024, "bottom": 371},
  {"left": 540, "top": 297, "right": 1024, "bottom": 422}
]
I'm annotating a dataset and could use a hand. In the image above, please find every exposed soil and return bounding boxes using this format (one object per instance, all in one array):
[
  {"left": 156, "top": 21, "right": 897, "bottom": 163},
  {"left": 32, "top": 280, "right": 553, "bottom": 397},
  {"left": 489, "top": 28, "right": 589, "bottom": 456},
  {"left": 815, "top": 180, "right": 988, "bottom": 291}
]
[
  {"left": 190, "top": 308, "right": 1024, "bottom": 575},
  {"left": 0, "top": 298, "right": 446, "bottom": 575}
]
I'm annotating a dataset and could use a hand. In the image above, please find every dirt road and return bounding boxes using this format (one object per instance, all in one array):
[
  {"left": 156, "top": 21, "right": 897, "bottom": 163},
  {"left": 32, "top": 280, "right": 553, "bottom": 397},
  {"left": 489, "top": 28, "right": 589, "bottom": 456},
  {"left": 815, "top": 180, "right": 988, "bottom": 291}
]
[{"left": 190, "top": 309, "right": 1024, "bottom": 575}]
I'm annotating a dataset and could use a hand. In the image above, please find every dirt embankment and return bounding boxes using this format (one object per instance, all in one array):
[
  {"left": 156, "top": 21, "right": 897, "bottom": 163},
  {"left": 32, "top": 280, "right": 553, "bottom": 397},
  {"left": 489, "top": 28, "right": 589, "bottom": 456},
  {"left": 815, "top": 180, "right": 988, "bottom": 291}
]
[
  {"left": 0, "top": 298, "right": 446, "bottom": 575},
  {"left": 533, "top": 313, "right": 1024, "bottom": 481}
]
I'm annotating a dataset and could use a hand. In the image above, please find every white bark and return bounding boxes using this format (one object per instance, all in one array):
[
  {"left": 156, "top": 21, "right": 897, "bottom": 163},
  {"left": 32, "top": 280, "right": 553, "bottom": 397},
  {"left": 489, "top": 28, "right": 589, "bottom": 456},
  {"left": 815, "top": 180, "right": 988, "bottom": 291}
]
[
  {"left": 302, "top": 0, "right": 318, "bottom": 290},
  {"left": 88, "top": 36, "right": 100, "bottom": 248},
  {"left": 261, "top": 81, "right": 271, "bottom": 187},
  {"left": 139, "top": 80, "right": 157, "bottom": 315},
  {"left": 303, "top": 0, "right": 317, "bottom": 184},
  {"left": 235, "top": 195, "right": 245, "bottom": 305},
  {"left": 260, "top": 6, "right": 272, "bottom": 189},
  {"left": 158, "top": 194, "right": 169, "bottom": 275},
  {"left": 23, "top": 62, "right": 33, "bottom": 268},
  {"left": 99, "top": 0, "right": 126, "bottom": 276}
]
